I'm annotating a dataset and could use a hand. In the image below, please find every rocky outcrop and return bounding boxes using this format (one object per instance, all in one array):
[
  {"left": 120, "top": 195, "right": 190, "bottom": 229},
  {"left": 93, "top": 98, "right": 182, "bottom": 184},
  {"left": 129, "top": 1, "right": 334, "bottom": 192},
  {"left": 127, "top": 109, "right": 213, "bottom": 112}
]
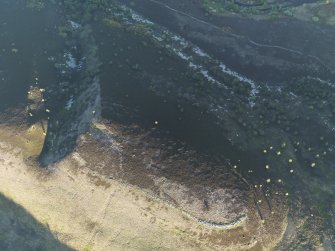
[{"left": 39, "top": 24, "right": 101, "bottom": 166}]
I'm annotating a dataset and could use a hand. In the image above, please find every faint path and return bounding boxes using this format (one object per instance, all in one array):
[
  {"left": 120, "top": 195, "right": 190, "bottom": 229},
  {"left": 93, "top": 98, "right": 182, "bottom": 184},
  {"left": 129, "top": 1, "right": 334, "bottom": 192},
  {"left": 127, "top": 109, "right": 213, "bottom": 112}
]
[{"left": 146, "top": 0, "right": 333, "bottom": 72}]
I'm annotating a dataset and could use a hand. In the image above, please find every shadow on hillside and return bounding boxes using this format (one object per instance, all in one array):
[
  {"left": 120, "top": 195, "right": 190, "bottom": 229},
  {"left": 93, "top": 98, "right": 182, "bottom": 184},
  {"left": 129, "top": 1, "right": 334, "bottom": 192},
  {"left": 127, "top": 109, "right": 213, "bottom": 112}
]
[{"left": 0, "top": 193, "right": 74, "bottom": 251}]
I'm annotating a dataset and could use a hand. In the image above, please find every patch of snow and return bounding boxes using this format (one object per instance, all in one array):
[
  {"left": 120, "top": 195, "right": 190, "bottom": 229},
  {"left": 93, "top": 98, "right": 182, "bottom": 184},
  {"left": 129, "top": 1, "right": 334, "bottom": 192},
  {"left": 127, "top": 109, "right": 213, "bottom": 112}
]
[
  {"left": 219, "top": 63, "right": 258, "bottom": 96},
  {"left": 131, "top": 12, "right": 153, "bottom": 24},
  {"left": 65, "top": 96, "right": 74, "bottom": 110},
  {"left": 64, "top": 52, "right": 77, "bottom": 69},
  {"left": 69, "top": 20, "right": 81, "bottom": 30},
  {"left": 193, "top": 47, "right": 208, "bottom": 57}
]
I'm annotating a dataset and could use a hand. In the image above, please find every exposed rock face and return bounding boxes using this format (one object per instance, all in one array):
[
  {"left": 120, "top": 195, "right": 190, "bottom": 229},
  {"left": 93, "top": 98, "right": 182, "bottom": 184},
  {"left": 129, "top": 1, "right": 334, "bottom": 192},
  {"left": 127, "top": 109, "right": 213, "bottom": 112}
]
[
  {"left": 39, "top": 24, "right": 102, "bottom": 166},
  {"left": 39, "top": 79, "right": 100, "bottom": 165}
]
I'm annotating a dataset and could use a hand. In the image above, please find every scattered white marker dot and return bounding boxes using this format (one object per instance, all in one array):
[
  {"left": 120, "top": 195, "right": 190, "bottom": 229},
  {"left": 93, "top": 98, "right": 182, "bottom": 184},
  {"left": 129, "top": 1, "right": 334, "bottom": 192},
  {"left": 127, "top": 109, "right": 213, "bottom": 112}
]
[
  {"left": 311, "top": 162, "right": 316, "bottom": 168},
  {"left": 266, "top": 179, "right": 271, "bottom": 183},
  {"left": 154, "top": 121, "right": 159, "bottom": 125},
  {"left": 290, "top": 169, "right": 294, "bottom": 173},
  {"left": 265, "top": 165, "right": 270, "bottom": 169}
]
